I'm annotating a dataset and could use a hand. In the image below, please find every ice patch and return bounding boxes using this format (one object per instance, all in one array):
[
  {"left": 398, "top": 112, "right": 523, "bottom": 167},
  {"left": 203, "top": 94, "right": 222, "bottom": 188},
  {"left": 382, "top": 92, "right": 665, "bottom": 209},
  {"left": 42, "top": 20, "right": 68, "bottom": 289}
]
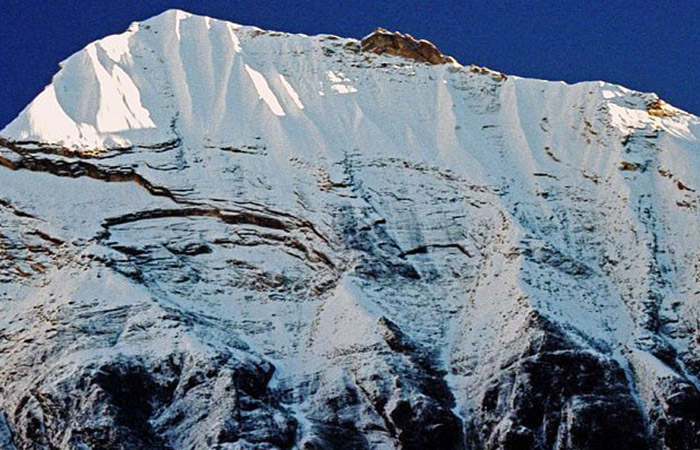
[
  {"left": 279, "top": 75, "right": 304, "bottom": 109},
  {"left": 326, "top": 71, "right": 346, "bottom": 83},
  {"left": 227, "top": 23, "right": 242, "bottom": 52},
  {"left": 174, "top": 10, "right": 189, "bottom": 42},
  {"left": 331, "top": 84, "right": 358, "bottom": 94},
  {"left": 99, "top": 33, "right": 131, "bottom": 63},
  {"left": 19, "top": 85, "right": 84, "bottom": 142},
  {"left": 87, "top": 45, "right": 156, "bottom": 132},
  {"left": 326, "top": 70, "right": 358, "bottom": 95},
  {"left": 111, "top": 66, "right": 157, "bottom": 129},
  {"left": 607, "top": 98, "right": 695, "bottom": 140},
  {"left": 245, "top": 65, "right": 285, "bottom": 116}
]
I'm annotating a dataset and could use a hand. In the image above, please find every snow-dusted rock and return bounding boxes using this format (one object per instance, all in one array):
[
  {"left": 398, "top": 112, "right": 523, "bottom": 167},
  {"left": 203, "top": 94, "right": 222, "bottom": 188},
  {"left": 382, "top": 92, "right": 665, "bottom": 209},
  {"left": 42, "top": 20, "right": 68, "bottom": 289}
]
[
  {"left": 1, "top": 9, "right": 700, "bottom": 449},
  {"left": 360, "top": 28, "right": 459, "bottom": 66}
]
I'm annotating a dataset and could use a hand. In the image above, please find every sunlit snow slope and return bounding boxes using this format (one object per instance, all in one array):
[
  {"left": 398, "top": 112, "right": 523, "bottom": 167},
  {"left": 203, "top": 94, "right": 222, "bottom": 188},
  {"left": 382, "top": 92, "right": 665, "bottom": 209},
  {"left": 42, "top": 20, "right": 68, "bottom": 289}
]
[{"left": 1, "top": 9, "right": 700, "bottom": 450}]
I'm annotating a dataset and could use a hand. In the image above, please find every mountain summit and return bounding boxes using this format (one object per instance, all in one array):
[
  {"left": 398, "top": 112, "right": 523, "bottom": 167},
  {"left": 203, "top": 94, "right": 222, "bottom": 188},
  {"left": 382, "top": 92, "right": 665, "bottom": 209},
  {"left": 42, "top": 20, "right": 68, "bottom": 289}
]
[{"left": 1, "top": 9, "right": 699, "bottom": 450}]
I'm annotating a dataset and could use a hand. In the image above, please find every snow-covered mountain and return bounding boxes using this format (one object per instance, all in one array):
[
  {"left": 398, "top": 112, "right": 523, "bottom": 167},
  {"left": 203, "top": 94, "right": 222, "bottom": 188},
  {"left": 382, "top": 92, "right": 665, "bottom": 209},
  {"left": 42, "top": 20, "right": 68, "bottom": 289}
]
[{"left": 1, "top": 9, "right": 699, "bottom": 449}]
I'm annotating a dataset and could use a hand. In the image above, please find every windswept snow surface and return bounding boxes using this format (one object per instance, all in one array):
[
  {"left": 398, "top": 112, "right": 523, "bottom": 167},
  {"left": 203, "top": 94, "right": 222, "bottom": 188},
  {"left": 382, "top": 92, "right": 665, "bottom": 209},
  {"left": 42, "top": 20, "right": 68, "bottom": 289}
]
[{"left": 1, "top": 9, "right": 700, "bottom": 450}]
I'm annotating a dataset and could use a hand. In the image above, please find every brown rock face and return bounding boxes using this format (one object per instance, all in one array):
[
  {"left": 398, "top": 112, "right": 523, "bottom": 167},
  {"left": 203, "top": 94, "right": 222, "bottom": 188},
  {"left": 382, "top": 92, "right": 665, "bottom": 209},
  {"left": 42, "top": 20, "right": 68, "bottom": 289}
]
[
  {"left": 646, "top": 98, "right": 675, "bottom": 117},
  {"left": 360, "top": 28, "right": 457, "bottom": 65}
]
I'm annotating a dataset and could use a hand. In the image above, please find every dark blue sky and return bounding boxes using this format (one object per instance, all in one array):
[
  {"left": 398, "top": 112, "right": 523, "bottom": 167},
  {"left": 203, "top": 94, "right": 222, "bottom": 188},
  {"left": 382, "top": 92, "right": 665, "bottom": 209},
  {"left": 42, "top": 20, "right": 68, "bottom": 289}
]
[{"left": 1, "top": 0, "right": 698, "bottom": 127}]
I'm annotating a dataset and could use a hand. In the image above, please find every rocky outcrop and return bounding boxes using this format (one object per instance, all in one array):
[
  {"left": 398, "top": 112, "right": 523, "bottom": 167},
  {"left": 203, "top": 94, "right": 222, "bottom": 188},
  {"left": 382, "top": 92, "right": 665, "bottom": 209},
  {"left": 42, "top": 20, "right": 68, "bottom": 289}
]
[
  {"left": 8, "top": 354, "right": 297, "bottom": 449},
  {"left": 646, "top": 97, "right": 676, "bottom": 118},
  {"left": 300, "top": 317, "right": 463, "bottom": 450},
  {"left": 361, "top": 28, "right": 457, "bottom": 65},
  {"left": 468, "top": 313, "right": 652, "bottom": 450}
]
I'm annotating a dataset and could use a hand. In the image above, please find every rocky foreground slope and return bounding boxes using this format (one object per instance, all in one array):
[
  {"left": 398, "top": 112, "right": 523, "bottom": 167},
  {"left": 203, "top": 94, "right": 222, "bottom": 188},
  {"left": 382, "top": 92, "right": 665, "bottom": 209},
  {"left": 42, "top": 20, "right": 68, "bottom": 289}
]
[{"left": 1, "top": 9, "right": 700, "bottom": 450}]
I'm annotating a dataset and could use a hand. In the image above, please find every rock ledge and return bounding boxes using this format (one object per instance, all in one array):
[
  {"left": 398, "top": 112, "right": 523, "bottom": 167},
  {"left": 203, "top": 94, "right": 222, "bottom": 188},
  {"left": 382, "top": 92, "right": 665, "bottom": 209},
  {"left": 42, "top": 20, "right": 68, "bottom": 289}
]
[{"left": 361, "top": 28, "right": 458, "bottom": 65}]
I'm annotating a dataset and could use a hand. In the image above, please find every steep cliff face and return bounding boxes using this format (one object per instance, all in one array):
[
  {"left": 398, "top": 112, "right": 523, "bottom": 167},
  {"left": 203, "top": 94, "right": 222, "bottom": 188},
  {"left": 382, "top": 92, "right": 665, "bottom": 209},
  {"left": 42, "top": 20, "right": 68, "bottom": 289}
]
[{"left": 1, "top": 9, "right": 700, "bottom": 449}]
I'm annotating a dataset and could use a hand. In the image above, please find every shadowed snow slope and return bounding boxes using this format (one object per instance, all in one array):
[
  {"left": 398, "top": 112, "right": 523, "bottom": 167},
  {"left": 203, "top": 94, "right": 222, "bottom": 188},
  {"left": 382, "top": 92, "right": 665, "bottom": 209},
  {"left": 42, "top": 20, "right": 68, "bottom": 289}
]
[{"left": 1, "top": 8, "right": 700, "bottom": 450}]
